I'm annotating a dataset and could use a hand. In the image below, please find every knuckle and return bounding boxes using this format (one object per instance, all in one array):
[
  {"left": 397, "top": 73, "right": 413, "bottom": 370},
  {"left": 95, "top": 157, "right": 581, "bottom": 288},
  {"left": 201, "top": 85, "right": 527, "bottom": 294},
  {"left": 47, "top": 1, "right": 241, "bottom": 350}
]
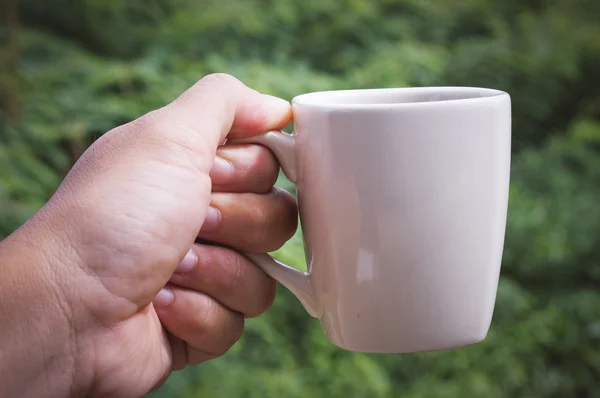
[
  {"left": 187, "top": 348, "right": 216, "bottom": 366},
  {"left": 128, "top": 111, "right": 212, "bottom": 173},
  {"left": 125, "top": 110, "right": 187, "bottom": 150},
  {"left": 200, "top": 73, "right": 241, "bottom": 90},
  {"left": 220, "top": 144, "right": 279, "bottom": 192},
  {"left": 264, "top": 279, "right": 278, "bottom": 309},
  {"left": 253, "top": 146, "right": 280, "bottom": 189},
  {"left": 229, "top": 314, "right": 245, "bottom": 344},
  {"left": 130, "top": 109, "right": 168, "bottom": 137},
  {"left": 246, "top": 188, "right": 298, "bottom": 252},
  {"left": 208, "top": 312, "right": 245, "bottom": 357},
  {"left": 195, "top": 299, "right": 239, "bottom": 357},
  {"left": 214, "top": 248, "right": 246, "bottom": 299},
  {"left": 273, "top": 187, "right": 300, "bottom": 241},
  {"left": 197, "top": 294, "right": 220, "bottom": 334},
  {"left": 249, "top": 278, "right": 277, "bottom": 318},
  {"left": 247, "top": 206, "right": 271, "bottom": 248}
]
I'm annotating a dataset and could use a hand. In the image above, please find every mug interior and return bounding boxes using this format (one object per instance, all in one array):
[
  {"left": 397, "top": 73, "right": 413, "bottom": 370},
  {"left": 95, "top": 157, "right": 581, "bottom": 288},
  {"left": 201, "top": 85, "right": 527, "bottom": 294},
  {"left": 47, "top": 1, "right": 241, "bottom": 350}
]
[{"left": 292, "top": 87, "right": 505, "bottom": 108}]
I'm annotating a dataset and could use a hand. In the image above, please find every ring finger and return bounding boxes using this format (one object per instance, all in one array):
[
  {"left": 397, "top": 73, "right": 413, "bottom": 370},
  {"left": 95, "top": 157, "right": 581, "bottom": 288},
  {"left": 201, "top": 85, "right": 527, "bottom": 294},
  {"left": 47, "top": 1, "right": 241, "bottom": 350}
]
[
  {"left": 169, "top": 243, "right": 276, "bottom": 318},
  {"left": 154, "top": 284, "right": 244, "bottom": 359}
]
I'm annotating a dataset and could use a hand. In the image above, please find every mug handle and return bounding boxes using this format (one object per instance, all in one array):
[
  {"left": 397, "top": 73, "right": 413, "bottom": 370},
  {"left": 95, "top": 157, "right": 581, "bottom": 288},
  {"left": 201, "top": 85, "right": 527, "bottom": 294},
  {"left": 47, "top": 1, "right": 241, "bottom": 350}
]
[{"left": 224, "top": 131, "right": 320, "bottom": 318}]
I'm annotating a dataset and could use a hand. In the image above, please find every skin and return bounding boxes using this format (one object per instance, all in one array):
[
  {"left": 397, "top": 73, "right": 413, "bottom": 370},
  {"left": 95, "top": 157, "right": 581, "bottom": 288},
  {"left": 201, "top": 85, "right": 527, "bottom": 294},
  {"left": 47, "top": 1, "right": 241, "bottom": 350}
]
[{"left": 0, "top": 74, "right": 298, "bottom": 398}]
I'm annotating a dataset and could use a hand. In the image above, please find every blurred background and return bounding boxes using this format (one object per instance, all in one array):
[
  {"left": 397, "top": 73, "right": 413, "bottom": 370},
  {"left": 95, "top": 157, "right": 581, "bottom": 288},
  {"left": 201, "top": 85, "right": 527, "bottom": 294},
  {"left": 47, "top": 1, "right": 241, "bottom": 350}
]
[{"left": 1, "top": 0, "right": 599, "bottom": 396}]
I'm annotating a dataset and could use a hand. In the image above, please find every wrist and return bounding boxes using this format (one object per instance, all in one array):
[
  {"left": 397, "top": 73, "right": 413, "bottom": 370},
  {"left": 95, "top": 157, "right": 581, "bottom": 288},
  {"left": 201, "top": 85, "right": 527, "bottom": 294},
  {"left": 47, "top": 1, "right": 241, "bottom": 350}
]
[{"left": 0, "top": 217, "right": 86, "bottom": 398}]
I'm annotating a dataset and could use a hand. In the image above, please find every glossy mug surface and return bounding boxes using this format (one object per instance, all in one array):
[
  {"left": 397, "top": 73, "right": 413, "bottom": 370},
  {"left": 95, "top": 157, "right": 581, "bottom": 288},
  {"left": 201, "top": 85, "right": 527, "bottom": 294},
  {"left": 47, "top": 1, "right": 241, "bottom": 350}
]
[{"left": 233, "top": 87, "right": 511, "bottom": 353}]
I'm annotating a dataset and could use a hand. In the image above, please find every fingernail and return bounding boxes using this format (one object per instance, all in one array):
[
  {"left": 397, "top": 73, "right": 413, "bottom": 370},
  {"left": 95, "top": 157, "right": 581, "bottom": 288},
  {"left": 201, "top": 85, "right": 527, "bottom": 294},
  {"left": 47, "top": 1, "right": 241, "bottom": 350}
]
[
  {"left": 175, "top": 249, "right": 196, "bottom": 274},
  {"left": 154, "top": 288, "right": 174, "bottom": 308},
  {"left": 209, "top": 156, "right": 234, "bottom": 181},
  {"left": 200, "top": 206, "right": 221, "bottom": 233}
]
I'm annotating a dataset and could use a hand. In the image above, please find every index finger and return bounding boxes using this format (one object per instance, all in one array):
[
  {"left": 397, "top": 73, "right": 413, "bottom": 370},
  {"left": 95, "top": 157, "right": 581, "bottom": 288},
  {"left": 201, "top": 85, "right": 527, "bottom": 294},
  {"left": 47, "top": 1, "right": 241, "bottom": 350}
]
[{"left": 137, "top": 73, "right": 291, "bottom": 176}]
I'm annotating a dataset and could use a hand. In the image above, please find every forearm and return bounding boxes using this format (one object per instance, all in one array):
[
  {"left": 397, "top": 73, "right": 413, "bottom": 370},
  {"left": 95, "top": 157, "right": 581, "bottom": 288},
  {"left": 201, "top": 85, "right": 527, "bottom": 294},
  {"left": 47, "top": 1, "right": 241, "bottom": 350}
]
[{"left": 0, "top": 219, "right": 81, "bottom": 398}]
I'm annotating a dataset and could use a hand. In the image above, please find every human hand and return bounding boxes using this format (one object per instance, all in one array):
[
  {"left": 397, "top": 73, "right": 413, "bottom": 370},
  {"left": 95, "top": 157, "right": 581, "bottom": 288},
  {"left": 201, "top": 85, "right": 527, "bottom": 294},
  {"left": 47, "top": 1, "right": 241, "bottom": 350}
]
[{"left": 0, "top": 74, "right": 297, "bottom": 397}]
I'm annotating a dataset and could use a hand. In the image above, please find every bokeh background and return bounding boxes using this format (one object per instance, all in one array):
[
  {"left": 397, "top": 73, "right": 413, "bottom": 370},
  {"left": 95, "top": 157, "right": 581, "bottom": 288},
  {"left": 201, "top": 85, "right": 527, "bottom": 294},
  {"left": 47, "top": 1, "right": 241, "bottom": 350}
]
[{"left": 1, "top": 0, "right": 600, "bottom": 397}]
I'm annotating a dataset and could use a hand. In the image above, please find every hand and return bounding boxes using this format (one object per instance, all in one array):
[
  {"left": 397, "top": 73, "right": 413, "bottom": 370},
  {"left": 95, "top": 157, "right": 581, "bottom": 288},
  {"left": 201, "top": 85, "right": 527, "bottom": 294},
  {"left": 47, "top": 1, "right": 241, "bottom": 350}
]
[{"left": 0, "top": 74, "right": 298, "bottom": 397}]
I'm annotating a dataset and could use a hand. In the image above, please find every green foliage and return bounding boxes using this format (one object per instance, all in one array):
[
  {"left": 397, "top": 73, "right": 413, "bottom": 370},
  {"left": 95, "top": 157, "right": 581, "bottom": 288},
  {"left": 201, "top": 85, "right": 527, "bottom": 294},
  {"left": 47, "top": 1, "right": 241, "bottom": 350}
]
[{"left": 1, "top": 0, "right": 599, "bottom": 396}]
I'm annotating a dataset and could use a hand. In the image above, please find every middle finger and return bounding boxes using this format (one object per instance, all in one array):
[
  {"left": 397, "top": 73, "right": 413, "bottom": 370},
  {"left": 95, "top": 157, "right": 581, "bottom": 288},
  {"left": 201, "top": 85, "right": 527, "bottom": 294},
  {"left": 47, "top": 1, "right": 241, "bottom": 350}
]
[{"left": 197, "top": 187, "right": 298, "bottom": 253}]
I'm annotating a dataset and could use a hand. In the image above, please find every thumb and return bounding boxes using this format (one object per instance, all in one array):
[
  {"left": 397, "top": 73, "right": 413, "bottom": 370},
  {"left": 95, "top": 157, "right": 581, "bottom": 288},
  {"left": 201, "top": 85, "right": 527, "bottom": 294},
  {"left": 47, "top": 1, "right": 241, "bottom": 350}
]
[
  {"left": 169, "top": 73, "right": 292, "bottom": 138},
  {"left": 146, "top": 73, "right": 292, "bottom": 174}
]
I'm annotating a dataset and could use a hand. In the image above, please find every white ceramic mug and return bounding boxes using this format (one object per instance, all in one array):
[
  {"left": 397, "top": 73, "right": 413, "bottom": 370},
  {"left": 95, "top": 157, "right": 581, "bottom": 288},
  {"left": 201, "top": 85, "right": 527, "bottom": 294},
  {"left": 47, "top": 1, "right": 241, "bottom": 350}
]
[{"left": 231, "top": 87, "right": 511, "bottom": 353}]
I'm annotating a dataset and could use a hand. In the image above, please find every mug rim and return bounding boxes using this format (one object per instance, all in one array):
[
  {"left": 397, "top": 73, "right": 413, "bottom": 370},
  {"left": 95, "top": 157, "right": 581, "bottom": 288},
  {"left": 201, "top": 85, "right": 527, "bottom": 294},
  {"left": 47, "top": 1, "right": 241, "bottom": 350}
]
[{"left": 291, "top": 86, "right": 508, "bottom": 109}]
